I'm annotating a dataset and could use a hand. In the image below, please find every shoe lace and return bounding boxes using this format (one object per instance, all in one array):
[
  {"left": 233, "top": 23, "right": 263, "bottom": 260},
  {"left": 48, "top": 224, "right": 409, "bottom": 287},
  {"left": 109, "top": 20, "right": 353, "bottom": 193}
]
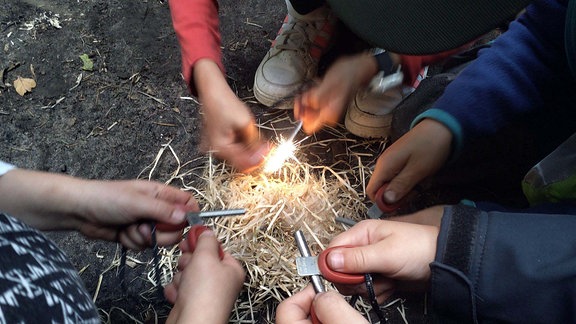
[
  {"left": 274, "top": 17, "right": 330, "bottom": 54},
  {"left": 369, "top": 69, "right": 404, "bottom": 94},
  {"left": 356, "top": 70, "right": 405, "bottom": 102}
]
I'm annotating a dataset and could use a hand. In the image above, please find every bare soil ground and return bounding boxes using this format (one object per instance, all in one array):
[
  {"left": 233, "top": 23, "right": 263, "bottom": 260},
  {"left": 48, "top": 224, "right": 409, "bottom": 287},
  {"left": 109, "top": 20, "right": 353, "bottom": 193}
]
[
  {"left": 1, "top": 0, "right": 286, "bottom": 322},
  {"left": 0, "top": 0, "right": 529, "bottom": 323}
]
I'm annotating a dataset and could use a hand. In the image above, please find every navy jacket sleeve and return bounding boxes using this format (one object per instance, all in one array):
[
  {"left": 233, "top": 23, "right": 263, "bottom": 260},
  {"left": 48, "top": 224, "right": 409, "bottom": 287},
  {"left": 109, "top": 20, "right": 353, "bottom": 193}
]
[
  {"left": 431, "top": 204, "right": 576, "bottom": 323},
  {"left": 413, "top": 0, "right": 572, "bottom": 153}
]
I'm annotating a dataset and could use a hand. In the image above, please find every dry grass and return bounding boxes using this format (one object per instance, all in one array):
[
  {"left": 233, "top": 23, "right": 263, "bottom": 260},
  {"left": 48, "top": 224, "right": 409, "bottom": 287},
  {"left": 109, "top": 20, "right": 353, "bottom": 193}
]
[{"left": 136, "top": 111, "right": 403, "bottom": 322}]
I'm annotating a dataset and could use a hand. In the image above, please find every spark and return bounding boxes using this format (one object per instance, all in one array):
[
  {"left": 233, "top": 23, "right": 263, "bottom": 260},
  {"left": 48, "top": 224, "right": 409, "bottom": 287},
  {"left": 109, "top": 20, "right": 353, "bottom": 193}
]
[
  {"left": 263, "top": 121, "right": 303, "bottom": 173},
  {"left": 263, "top": 138, "right": 298, "bottom": 173}
]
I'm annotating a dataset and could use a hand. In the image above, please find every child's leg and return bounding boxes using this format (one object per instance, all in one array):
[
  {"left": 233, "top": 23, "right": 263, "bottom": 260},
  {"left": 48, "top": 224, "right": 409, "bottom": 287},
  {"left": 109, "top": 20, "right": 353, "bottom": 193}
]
[{"left": 0, "top": 214, "right": 100, "bottom": 323}]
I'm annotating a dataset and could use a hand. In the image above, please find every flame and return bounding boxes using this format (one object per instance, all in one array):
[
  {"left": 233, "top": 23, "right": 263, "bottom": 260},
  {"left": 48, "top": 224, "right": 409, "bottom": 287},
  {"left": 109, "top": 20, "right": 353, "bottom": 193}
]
[{"left": 263, "top": 139, "right": 298, "bottom": 173}]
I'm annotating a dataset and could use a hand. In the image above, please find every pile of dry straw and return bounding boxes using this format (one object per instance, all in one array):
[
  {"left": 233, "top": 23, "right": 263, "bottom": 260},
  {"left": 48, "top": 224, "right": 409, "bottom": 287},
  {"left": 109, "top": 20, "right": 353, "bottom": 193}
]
[{"left": 145, "top": 122, "right": 387, "bottom": 322}]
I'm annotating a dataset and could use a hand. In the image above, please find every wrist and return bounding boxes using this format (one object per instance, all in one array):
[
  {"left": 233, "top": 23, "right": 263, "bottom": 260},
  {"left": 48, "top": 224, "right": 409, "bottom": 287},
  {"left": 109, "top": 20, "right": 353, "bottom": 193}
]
[
  {"left": 194, "top": 59, "right": 240, "bottom": 112},
  {"left": 344, "top": 53, "right": 379, "bottom": 88},
  {"left": 194, "top": 59, "right": 235, "bottom": 108},
  {"left": 412, "top": 113, "right": 458, "bottom": 156},
  {"left": 0, "top": 169, "right": 83, "bottom": 230},
  {"left": 169, "top": 295, "right": 233, "bottom": 324}
]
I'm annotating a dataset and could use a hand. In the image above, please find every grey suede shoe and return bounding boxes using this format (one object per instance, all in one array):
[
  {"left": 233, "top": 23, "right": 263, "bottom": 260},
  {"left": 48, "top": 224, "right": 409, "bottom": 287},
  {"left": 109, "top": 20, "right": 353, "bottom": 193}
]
[{"left": 253, "top": 0, "right": 336, "bottom": 108}]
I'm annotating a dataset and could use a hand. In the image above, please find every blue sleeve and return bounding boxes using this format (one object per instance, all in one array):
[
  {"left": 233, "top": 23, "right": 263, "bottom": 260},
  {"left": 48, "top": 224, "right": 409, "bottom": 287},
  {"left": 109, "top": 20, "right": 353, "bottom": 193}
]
[
  {"left": 431, "top": 204, "right": 576, "bottom": 322},
  {"left": 412, "top": 0, "right": 571, "bottom": 154}
]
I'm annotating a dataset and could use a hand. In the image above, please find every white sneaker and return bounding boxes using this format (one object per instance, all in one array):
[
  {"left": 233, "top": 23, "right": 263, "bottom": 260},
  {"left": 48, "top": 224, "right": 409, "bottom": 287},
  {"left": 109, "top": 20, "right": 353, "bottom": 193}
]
[
  {"left": 253, "top": 0, "right": 336, "bottom": 108},
  {"left": 344, "top": 70, "right": 406, "bottom": 139}
]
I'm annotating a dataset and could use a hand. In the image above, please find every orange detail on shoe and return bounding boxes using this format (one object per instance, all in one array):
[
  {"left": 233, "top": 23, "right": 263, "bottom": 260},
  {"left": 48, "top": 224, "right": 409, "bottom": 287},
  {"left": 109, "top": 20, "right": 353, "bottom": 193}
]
[
  {"left": 309, "top": 21, "right": 334, "bottom": 59},
  {"left": 312, "top": 34, "right": 330, "bottom": 49},
  {"left": 310, "top": 46, "right": 322, "bottom": 60},
  {"left": 277, "top": 15, "right": 289, "bottom": 36},
  {"left": 320, "top": 20, "right": 334, "bottom": 34},
  {"left": 411, "top": 67, "right": 428, "bottom": 89},
  {"left": 270, "top": 15, "right": 290, "bottom": 48}
]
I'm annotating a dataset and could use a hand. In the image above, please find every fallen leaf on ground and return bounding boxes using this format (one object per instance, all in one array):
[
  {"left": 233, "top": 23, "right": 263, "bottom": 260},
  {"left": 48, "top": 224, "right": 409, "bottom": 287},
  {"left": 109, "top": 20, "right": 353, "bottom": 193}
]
[
  {"left": 79, "top": 54, "right": 94, "bottom": 71},
  {"left": 13, "top": 76, "right": 36, "bottom": 96}
]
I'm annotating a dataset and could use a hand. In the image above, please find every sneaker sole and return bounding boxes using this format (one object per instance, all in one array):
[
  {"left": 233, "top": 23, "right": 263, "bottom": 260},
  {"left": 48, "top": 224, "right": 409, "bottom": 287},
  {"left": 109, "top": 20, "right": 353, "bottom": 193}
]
[
  {"left": 253, "top": 81, "right": 294, "bottom": 109},
  {"left": 344, "top": 101, "right": 393, "bottom": 139}
]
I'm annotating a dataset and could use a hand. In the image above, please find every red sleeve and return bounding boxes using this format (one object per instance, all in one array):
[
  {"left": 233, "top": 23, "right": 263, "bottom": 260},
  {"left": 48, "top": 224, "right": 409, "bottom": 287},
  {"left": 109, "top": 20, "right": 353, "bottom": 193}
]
[
  {"left": 169, "top": 0, "right": 224, "bottom": 95},
  {"left": 399, "top": 45, "right": 471, "bottom": 86}
]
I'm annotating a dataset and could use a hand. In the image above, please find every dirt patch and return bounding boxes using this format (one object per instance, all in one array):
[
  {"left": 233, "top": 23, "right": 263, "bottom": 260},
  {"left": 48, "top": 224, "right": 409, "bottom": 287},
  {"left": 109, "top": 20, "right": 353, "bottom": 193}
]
[{"left": 0, "top": 0, "right": 283, "bottom": 321}]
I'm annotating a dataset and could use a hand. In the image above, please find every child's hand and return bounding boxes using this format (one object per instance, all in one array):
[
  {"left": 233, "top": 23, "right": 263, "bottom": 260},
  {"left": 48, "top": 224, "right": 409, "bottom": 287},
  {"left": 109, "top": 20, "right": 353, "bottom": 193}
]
[
  {"left": 276, "top": 285, "right": 368, "bottom": 324},
  {"left": 74, "top": 179, "right": 197, "bottom": 249},
  {"left": 326, "top": 216, "right": 441, "bottom": 303},
  {"left": 200, "top": 93, "right": 270, "bottom": 172},
  {"left": 0, "top": 169, "right": 196, "bottom": 250},
  {"left": 165, "top": 229, "right": 245, "bottom": 324},
  {"left": 367, "top": 118, "right": 452, "bottom": 205},
  {"left": 294, "top": 53, "right": 378, "bottom": 134},
  {"left": 194, "top": 59, "right": 270, "bottom": 173}
]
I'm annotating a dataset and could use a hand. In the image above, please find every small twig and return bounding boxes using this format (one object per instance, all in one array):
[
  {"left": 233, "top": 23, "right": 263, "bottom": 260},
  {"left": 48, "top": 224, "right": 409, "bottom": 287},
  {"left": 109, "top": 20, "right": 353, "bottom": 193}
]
[
  {"left": 179, "top": 96, "right": 199, "bottom": 104},
  {"left": 40, "top": 97, "right": 65, "bottom": 109},
  {"left": 138, "top": 90, "right": 166, "bottom": 106},
  {"left": 93, "top": 273, "right": 103, "bottom": 303},
  {"left": 107, "top": 121, "right": 118, "bottom": 131},
  {"left": 152, "top": 122, "right": 177, "bottom": 127},
  {"left": 78, "top": 264, "right": 90, "bottom": 275},
  {"left": 119, "top": 246, "right": 127, "bottom": 292},
  {"left": 244, "top": 19, "right": 262, "bottom": 28},
  {"left": 69, "top": 73, "right": 82, "bottom": 91}
]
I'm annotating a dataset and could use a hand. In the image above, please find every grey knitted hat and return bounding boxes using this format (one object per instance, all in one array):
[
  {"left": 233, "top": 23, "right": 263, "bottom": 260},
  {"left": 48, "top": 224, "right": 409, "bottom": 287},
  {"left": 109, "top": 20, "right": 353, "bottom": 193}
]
[{"left": 325, "top": 0, "right": 532, "bottom": 54}]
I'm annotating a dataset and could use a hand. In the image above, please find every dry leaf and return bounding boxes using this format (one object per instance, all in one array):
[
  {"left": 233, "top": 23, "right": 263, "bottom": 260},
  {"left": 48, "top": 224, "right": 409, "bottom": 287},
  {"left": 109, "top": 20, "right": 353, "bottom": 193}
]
[
  {"left": 13, "top": 76, "right": 36, "bottom": 96},
  {"left": 79, "top": 54, "right": 93, "bottom": 71}
]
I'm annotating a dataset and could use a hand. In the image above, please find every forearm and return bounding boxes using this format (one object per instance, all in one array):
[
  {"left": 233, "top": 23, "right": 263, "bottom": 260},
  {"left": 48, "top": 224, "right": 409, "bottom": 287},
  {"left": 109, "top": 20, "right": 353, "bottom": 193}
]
[
  {"left": 0, "top": 169, "right": 85, "bottom": 230},
  {"left": 193, "top": 58, "right": 256, "bottom": 126},
  {"left": 351, "top": 52, "right": 380, "bottom": 87},
  {"left": 168, "top": 297, "right": 235, "bottom": 324},
  {"left": 317, "top": 52, "right": 379, "bottom": 104},
  {"left": 194, "top": 58, "right": 238, "bottom": 110},
  {"left": 169, "top": 0, "right": 223, "bottom": 94}
]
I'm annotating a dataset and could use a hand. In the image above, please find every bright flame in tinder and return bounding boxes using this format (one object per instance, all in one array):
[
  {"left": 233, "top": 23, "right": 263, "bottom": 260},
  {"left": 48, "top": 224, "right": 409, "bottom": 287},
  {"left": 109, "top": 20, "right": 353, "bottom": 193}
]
[{"left": 263, "top": 139, "right": 298, "bottom": 173}]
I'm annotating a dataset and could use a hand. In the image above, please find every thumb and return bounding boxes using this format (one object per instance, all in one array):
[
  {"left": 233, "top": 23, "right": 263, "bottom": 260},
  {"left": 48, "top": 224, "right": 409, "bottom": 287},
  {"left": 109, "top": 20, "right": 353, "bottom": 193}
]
[
  {"left": 190, "top": 229, "right": 221, "bottom": 259},
  {"left": 313, "top": 291, "right": 368, "bottom": 324},
  {"left": 123, "top": 182, "right": 197, "bottom": 226},
  {"left": 130, "top": 200, "right": 188, "bottom": 228},
  {"left": 381, "top": 175, "right": 416, "bottom": 205},
  {"left": 326, "top": 245, "right": 386, "bottom": 274}
]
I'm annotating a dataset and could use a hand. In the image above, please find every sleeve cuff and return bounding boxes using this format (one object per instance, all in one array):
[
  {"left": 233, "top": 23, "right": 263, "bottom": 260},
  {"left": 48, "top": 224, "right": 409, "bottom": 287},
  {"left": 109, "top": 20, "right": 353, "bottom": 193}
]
[
  {"left": 411, "top": 108, "right": 464, "bottom": 156},
  {"left": 431, "top": 205, "right": 483, "bottom": 322}
]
